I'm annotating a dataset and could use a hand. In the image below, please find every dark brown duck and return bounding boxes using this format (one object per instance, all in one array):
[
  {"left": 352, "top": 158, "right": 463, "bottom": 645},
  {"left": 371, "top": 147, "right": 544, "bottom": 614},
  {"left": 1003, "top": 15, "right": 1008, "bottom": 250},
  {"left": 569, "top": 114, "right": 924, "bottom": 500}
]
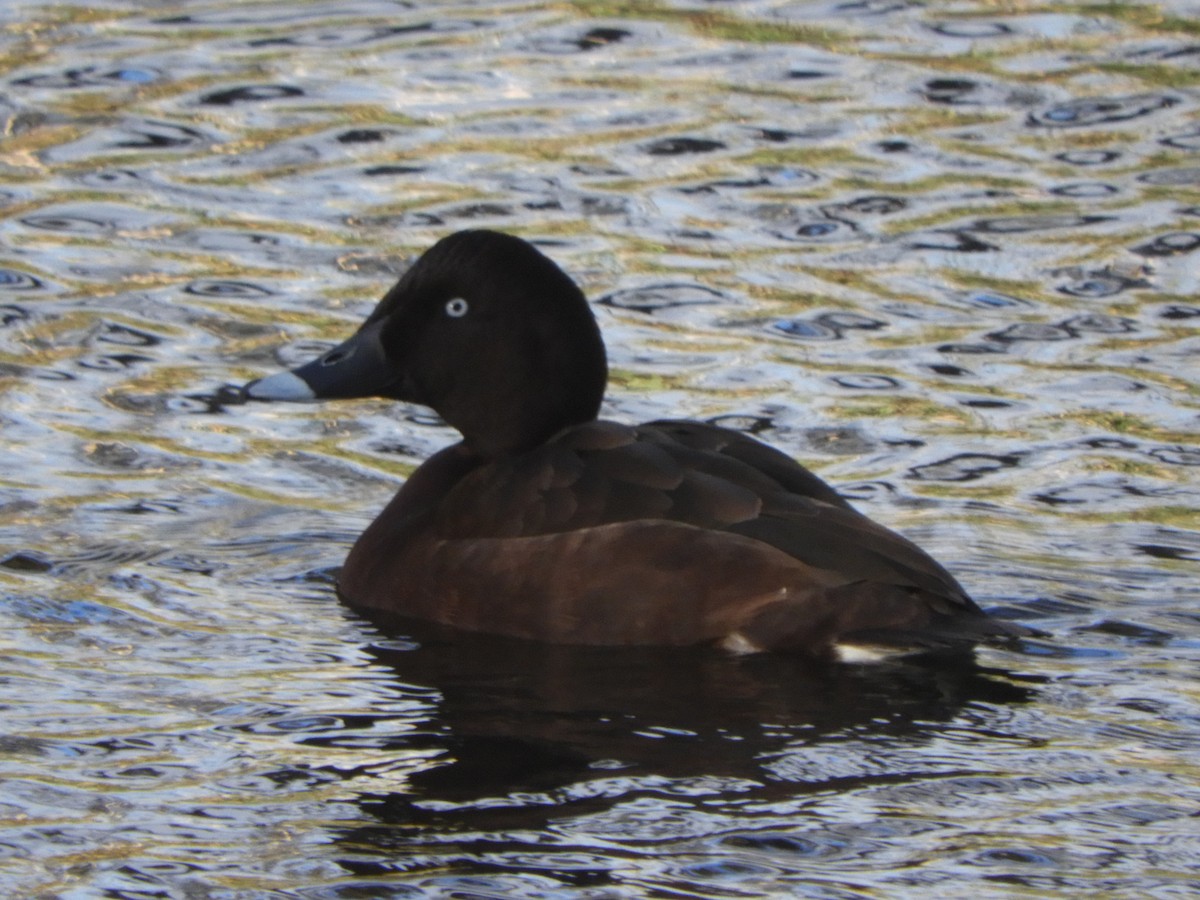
[{"left": 246, "top": 230, "right": 1026, "bottom": 660}]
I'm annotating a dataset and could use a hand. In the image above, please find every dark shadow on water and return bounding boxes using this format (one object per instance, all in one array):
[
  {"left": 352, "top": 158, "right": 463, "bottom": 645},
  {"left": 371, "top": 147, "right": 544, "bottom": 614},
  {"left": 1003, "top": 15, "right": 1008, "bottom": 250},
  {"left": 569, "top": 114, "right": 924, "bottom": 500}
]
[{"left": 327, "top": 609, "right": 1039, "bottom": 865}]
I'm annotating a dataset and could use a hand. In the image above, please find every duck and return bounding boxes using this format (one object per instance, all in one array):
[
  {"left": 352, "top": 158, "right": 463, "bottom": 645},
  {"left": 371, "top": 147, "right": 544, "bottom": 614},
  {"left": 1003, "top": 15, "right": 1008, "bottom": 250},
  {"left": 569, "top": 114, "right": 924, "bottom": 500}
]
[{"left": 245, "top": 229, "right": 1026, "bottom": 661}]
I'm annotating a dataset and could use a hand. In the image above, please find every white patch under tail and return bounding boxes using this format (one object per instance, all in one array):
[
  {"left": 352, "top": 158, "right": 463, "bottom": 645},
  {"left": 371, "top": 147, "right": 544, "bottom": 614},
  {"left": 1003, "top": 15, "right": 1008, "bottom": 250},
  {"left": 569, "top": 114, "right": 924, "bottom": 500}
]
[
  {"left": 833, "top": 642, "right": 903, "bottom": 664},
  {"left": 720, "top": 631, "right": 764, "bottom": 655}
]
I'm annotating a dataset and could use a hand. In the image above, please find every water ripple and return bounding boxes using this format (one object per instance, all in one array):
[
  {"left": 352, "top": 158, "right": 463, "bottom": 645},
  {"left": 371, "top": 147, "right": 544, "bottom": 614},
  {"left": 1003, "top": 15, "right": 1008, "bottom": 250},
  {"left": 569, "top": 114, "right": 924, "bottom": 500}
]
[{"left": 1, "top": 1, "right": 1198, "bottom": 897}]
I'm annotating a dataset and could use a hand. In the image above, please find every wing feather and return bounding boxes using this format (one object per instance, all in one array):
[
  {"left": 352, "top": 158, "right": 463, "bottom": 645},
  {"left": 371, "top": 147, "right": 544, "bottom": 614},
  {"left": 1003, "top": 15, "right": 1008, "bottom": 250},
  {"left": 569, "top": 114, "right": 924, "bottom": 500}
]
[{"left": 431, "top": 418, "right": 973, "bottom": 613}]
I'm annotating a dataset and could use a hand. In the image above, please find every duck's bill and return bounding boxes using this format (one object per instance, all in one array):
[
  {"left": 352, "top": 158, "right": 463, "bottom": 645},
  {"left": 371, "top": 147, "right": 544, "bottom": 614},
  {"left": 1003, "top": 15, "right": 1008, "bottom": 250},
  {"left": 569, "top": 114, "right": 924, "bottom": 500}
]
[{"left": 244, "top": 320, "right": 399, "bottom": 403}]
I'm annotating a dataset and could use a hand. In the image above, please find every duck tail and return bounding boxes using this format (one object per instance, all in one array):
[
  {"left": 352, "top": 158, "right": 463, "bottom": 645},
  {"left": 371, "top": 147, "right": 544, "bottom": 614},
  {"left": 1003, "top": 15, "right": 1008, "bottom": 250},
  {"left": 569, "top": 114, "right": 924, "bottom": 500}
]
[{"left": 728, "top": 583, "right": 1034, "bottom": 663}]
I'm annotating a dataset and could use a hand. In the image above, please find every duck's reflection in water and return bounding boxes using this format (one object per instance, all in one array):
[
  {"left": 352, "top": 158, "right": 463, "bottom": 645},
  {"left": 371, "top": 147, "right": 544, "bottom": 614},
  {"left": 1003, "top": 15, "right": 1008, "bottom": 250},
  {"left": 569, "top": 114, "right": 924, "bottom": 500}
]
[{"left": 331, "top": 609, "right": 1037, "bottom": 858}]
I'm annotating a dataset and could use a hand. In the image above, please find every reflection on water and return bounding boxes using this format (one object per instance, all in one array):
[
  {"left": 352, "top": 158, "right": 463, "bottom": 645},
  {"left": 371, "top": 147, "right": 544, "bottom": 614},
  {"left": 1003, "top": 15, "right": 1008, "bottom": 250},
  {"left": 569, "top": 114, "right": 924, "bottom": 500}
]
[
  {"left": 331, "top": 614, "right": 1039, "bottom": 887},
  {"left": 1, "top": 0, "right": 1198, "bottom": 896}
]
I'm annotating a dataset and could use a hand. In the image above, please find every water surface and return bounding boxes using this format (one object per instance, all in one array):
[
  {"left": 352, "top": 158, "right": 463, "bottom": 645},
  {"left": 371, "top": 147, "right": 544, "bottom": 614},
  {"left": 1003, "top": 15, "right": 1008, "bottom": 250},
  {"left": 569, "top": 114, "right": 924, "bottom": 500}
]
[{"left": 1, "top": 1, "right": 1198, "bottom": 897}]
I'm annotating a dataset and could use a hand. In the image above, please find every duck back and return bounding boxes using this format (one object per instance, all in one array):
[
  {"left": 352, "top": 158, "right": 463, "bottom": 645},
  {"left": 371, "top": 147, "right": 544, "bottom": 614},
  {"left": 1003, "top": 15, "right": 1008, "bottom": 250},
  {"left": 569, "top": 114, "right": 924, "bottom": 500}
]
[{"left": 339, "top": 419, "right": 1017, "bottom": 659}]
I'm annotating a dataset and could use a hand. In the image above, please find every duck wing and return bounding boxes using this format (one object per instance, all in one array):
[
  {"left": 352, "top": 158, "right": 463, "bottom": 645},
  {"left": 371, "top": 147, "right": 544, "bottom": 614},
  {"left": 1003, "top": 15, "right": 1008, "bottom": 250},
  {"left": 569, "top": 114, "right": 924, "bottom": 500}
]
[{"left": 431, "top": 419, "right": 973, "bottom": 609}]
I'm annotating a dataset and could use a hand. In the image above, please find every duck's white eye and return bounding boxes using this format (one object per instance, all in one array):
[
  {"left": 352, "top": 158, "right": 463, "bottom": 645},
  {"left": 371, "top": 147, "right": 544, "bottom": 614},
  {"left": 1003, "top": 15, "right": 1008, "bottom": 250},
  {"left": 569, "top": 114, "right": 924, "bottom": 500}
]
[{"left": 444, "top": 297, "right": 469, "bottom": 318}]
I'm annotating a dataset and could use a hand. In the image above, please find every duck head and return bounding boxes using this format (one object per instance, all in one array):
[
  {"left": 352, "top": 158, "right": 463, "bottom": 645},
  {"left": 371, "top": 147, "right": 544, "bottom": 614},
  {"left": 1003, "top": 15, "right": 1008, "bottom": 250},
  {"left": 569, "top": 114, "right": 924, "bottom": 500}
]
[{"left": 246, "top": 230, "right": 608, "bottom": 458}]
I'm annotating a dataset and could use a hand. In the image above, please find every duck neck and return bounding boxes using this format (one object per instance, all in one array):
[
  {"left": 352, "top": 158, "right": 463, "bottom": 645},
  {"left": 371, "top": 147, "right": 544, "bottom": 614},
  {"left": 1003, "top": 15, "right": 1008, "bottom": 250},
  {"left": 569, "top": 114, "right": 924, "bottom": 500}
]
[
  {"left": 447, "top": 358, "right": 606, "bottom": 460},
  {"left": 458, "top": 404, "right": 593, "bottom": 460}
]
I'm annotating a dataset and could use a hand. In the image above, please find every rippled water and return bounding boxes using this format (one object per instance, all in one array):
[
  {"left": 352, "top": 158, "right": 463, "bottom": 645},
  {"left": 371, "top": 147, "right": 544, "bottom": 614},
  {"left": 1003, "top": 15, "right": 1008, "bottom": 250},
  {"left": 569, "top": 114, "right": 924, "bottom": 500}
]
[{"left": 2, "top": 1, "right": 1198, "bottom": 897}]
